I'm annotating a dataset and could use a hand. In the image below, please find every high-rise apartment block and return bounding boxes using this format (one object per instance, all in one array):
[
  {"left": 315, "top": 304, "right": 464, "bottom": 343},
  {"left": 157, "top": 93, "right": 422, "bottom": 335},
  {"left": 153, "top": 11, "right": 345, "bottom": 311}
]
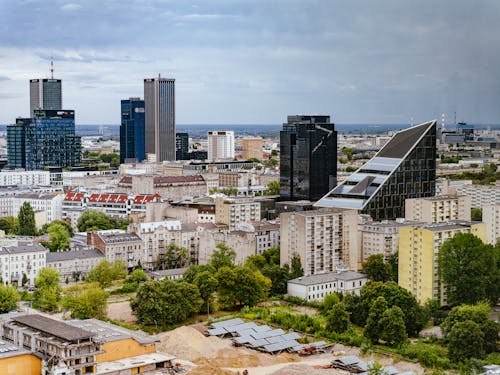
[
  {"left": 483, "top": 204, "right": 500, "bottom": 245},
  {"left": 241, "top": 137, "right": 264, "bottom": 160},
  {"left": 176, "top": 132, "right": 189, "bottom": 160},
  {"left": 29, "top": 78, "right": 62, "bottom": 115},
  {"left": 7, "top": 110, "right": 81, "bottom": 170},
  {"left": 398, "top": 221, "right": 486, "bottom": 305},
  {"left": 455, "top": 183, "right": 500, "bottom": 208},
  {"left": 280, "top": 208, "right": 359, "bottom": 275},
  {"left": 405, "top": 195, "right": 471, "bottom": 224},
  {"left": 144, "top": 77, "right": 176, "bottom": 161},
  {"left": 280, "top": 115, "right": 337, "bottom": 201},
  {"left": 207, "top": 131, "right": 235, "bottom": 161},
  {"left": 316, "top": 121, "right": 436, "bottom": 220},
  {"left": 215, "top": 197, "right": 261, "bottom": 230},
  {"left": 120, "top": 97, "right": 145, "bottom": 163}
]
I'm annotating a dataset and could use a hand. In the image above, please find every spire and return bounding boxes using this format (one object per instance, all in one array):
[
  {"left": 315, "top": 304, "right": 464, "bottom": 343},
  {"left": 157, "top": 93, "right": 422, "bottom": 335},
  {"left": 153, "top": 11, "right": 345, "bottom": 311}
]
[{"left": 50, "top": 59, "right": 54, "bottom": 79}]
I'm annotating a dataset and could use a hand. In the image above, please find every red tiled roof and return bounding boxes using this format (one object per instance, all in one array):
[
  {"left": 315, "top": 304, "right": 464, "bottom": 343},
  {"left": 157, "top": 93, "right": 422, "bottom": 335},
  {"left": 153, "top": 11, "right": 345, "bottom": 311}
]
[
  {"left": 119, "top": 176, "right": 133, "bottom": 184},
  {"left": 64, "top": 191, "right": 85, "bottom": 202},
  {"left": 132, "top": 194, "right": 162, "bottom": 204},
  {"left": 88, "top": 193, "right": 128, "bottom": 204}
]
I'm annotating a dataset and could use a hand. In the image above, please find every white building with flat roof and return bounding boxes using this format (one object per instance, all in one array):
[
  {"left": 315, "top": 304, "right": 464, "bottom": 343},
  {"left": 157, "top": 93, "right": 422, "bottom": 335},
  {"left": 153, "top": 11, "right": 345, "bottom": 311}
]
[
  {"left": 207, "top": 131, "right": 235, "bottom": 161},
  {"left": 0, "top": 170, "right": 50, "bottom": 186}
]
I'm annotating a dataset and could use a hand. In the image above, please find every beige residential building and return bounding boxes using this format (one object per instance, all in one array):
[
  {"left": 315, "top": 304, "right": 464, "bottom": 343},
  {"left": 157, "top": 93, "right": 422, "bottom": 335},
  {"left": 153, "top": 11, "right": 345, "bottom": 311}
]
[
  {"left": 456, "top": 183, "right": 500, "bottom": 208},
  {"left": 405, "top": 195, "right": 471, "bottom": 224},
  {"left": 241, "top": 137, "right": 264, "bottom": 160},
  {"left": 398, "top": 221, "right": 486, "bottom": 305},
  {"left": 483, "top": 204, "right": 500, "bottom": 245},
  {"left": 87, "top": 230, "right": 143, "bottom": 269},
  {"left": 280, "top": 208, "right": 359, "bottom": 275},
  {"left": 215, "top": 197, "right": 261, "bottom": 230},
  {"left": 198, "top": 229, "right": 256, "bottom": 265}
]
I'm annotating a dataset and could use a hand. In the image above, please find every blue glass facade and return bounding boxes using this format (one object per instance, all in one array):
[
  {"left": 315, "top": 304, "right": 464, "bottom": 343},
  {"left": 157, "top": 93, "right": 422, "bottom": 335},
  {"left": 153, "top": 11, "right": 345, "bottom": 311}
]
[
  {"left": 7, "top": 110, "right": 81, "bottom": 170},
  {"left": 120, "top": 98, "right": 145, "bottom": 163}
]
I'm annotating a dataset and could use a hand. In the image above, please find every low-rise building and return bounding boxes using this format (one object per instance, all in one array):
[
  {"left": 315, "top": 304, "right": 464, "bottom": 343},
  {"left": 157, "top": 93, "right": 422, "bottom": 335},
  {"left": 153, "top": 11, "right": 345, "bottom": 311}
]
[
  {"left": 0, "top": 242, "right": 47, "bottom": 286},
  {"left": 46, "top": 249, "right": 105, "bottom": 282},
  {"left": 236, "top": 221, "right": 280, "bottom": 254},
  {"left": 483, "top": 204, "right": 500, "bottom": 245},
  {"left": 12, "top": 193, "right": 64, "bottom": 223},
  {"left": 87, "top": 230, "right": 143, "bottom": 269},
  {"left": 287, "top": 271, "right": 368, "bottom": 302},
  {"left": 0, "top": 170, "right": 50, "bottom": 186},
  {"left": 147, "top": 267, "right": 187, "bottom": 281},
  {"left": 405, "top": 195, "right": 471, "bottom": 223}
]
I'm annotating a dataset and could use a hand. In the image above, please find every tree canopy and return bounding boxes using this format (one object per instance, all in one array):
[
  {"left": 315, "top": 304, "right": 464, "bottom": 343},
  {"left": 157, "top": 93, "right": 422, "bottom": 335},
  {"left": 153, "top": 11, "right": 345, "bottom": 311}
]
[
  {"left": 33, "top": 268, "right": 62, "bottom": 312},
  {"left": 43, "top": 223, "right": 71, "bottom": 252},
  {"left": 0, "top": 284, "right": 20, "bottom": 313},
  {"left": 18, "top": 202, "right": 37, "bottom": 236},
  {"left": 0, "top": 216, "right": 19, "bottom": 235},
  {"left": 77, "top": 210, "right": 130, "bottom": 232},
  {"left": 157, "top": 244, "right": 190, "bottom": 270},
  {"left": 438, "top": 233, "right": 500, "bottom": 306},
  {"left": 86, "top": 260, "right": 128, "bottom": 288},
  {"left": 62, "top": 283, "right": 109, "bottom": 319},
  {"left": 210, "top": 243, "right": 236, "bottom": 270},
  {"left": 363, "top": 254, "right": 392, "bottom": 282}
]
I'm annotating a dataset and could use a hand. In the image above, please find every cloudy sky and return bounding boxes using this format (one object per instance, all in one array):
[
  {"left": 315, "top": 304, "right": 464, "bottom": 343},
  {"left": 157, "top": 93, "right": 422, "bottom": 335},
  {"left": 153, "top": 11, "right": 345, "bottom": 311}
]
[{"left": 1, "top": 0, "right": 499, "bottom": 125}]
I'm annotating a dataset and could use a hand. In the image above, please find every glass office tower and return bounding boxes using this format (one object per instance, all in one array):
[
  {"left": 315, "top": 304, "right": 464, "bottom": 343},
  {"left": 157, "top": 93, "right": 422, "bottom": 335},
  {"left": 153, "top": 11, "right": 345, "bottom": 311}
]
[
  {"left": 7, "top": 110, "right": 81, "bottom": 170},
  {"left": 316, "top": 120, "right": 436, "bottom": 220},
  {"left": 280, "top": 115, "right": 337, "bottom": 201},
  {"left": 176, "top": 132, "right": 189, "bottom": 160},
  {"left": 30, "top": 79, "right": 62, "bottom": 115},
  {"left": 120, "top": 98, "right": 146, "bottom": 163}
]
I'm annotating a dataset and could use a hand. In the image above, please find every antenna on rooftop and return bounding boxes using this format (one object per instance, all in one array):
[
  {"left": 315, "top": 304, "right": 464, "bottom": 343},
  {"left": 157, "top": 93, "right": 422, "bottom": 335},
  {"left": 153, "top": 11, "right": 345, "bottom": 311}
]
[
  {"left": 441, "top": 112, "right": 445, "bottom": 132},
  {"left": 50, "top": 59, "right": 54, "bottom": 79}
]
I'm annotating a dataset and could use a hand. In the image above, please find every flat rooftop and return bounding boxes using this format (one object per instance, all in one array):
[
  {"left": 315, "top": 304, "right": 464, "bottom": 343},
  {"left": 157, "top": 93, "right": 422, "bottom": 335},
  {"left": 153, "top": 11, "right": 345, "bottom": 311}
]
[
  {"left": 95, "top": 353, "right": 175, "bottom": 374},
  {"left": 288, "top": 271, "right": 367, "bottom": 286},
  {"left": 12, "top": 315, "right": 95, "bottom": 342}
]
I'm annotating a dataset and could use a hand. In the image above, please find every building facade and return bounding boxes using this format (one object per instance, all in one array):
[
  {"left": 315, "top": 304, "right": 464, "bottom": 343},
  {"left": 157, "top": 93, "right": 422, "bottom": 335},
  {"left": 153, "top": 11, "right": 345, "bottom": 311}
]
[
  {"left": 316, "top": 121, "right": 436, "bottom": 220},
  {"left": 405, "top": 195, "right": 471, "bottom": 224},
  {"left": 398, "top": 221, "right": 486, "bottom": 305},
  {"left": 0, "top": 242, "right": 47, "bottom": 286},
  {"left": 483, "top": 204, "right": 500, "bottom": 245},
  {"left": 241, "top": 137, "right": 264, "bottom": 160},
  {"left": 144, "top": 77, "right": 175, "bottom": 161},
  {"left": 7, "top": 110, "right": 81, "bottom": 170},
  {"left": 215, "top": 197, "right": 261, "bottom": 230},
  {"left": 207, "top": 131, "right": 235, "bottom": 161},
  {"left": 29, "top": 78, "right": 62, "bottom": 115},
  {"left": 46, "top": 249, "right": 105, "bottom": 282},
  {"left": 0, "top": 170, "right": 50, "bottom": 186},
  {"left": 280, "top": 208, "right": 359, "bottom": 275},
  {"left": 455, "top": 183, "right": 500, "bottom": 208},
  {"left": 87, "top": 230, "right": 143, "bottom": 269},
  {"left": 175, "top": 132, "right": 189, "bottom": 160},
  {"left": 280, "top": 115, "right": 337, "bottom": 201},
  {"left": 120, "top": 97, "right": 145, "bottom": 163}
]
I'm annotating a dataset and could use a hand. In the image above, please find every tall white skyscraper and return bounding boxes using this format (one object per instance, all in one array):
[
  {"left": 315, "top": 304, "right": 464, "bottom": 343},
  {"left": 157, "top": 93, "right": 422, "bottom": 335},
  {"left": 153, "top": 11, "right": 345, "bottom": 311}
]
[
  {"left": 144, "top": 76, "right": 176, "bottom": 162},
  {"left": 207, "top": 131, "right": 235, "bottom": 161}
]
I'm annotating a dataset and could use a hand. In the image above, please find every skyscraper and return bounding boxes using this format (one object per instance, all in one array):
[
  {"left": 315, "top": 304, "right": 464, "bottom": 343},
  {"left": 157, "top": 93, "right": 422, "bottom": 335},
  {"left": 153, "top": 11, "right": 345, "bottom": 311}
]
[
  {"left": 7, "top": 109, "right": 81, "bottom": 170},
  {"left": 176, "top": 132, "right": 189, "bottom": 160},
  {"left": 29, "top": 79, "right": 62, "bottom": 115},
  {"left": 280, "top": 115, "right": 337, "bottom": 201},
  {"left": 207, "top": 131, "right": 235, "bottom": 161},
  {"left": 120, "top": 97, "right": 146, "bottom": 163},
  {"left": 316, "top": 121, "right": 437, "bottom": 220},
  {"left": 144, "top": 77, "right": 175, "bottom": 162}
]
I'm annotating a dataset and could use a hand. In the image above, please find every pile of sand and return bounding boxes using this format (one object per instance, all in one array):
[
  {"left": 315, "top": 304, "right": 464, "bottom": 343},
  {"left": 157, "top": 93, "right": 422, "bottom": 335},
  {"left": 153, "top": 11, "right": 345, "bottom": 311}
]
[{"left": 156, "top": 326, "right": 297, "bottom": 368}]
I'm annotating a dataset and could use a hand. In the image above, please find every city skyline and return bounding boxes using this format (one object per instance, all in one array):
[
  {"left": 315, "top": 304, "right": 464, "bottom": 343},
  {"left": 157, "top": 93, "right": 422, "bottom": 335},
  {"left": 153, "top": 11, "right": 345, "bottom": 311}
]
[{"left": 1, "top": 1, "right": 500, "bottom": 125}]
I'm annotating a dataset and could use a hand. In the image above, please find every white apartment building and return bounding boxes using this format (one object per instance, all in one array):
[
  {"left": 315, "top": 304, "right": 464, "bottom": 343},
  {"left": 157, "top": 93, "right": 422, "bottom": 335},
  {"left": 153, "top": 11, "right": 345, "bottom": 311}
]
[
  {"left": 11, "top": 193, "right": 64, "bottom": 223},
  {"left": 280, "top": 208, "right": 359, "bottom": 275},
  {"left": 483, "top": 204, "right": 500, "bottom": 245},
  {"left": 207, "top": 131, "right": 235, "bottom": 161},
  {"left": 215, "top": 197, "right": 261, "bottom": 230},
  {"left": 456, "top": 183, "right": 500, "bottom": 208},
  {"left": 287, "top": 271, "right": 368, "bottom": 302},
  {"left": 0, "top": 170, "right": 51, "bottom": 186},
  {"left": 46, "top": 249, "right": 105, "bottom": 282},
  {"left": 360, "top": 219, "right": 421, "bottom": 262},
  {"left": 0, "top": 242, "right": 47, "bottom": 286},
  {"left": 405, "top": 195, "right": 471, "bottom": 224}
]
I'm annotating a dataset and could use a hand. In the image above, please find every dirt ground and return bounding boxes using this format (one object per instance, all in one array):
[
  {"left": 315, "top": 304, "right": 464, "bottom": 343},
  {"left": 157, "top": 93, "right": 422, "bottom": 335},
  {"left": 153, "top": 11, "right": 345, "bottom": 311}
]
[
  {"left": 156, "top": 326, "right": 425, "bottom": 375},
  {"left": 107, "top": 300, "right": 135, "bottom": 323}
]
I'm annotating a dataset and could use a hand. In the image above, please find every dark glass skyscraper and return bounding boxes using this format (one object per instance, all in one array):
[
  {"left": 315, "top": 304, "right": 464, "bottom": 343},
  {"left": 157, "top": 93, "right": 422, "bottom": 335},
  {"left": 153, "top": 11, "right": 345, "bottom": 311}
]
[
  {"left": 176, "top": 132, "right": 189, "bottom": 160},
  {"left": 7, "top": 110, "right": 81, "bottom": 170},
  {"left": 144, "top": 77, "right": 176, "bottom": 161},
  {"left": 316, "top": 121, "right": 437, "bottom": 220},
  {"left": 280, "top": 115, "right": 337, "bottom": 201},
  {"left": 120, "top": 97, "right": 145, "bottom": 163},
  {"left": 30, "top": 79, "right": 62, "bottom": 115}
]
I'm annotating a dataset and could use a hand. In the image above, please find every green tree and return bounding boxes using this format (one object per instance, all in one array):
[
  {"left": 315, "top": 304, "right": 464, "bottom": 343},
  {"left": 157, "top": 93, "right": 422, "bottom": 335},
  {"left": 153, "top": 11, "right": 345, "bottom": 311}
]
[
  {"left": 342, "top": 147, "right": 355, "bottom": 161},
  {"left": 326, "top": 302, "right": 350, "bottom": 333},
  {"left": 21, "top": 273, "right": 28, "bottom": 286},
  {"left": 182, "top": 264, "right": 216, "bottom": 284},
  {"left": 131, "top": 280, "right": 202, "bottom": 327},
  {"left": 321, "top": 293, "right": 340, "bottom": 314},
  {"left": 77, "top": 210, "right": 129, "bottom": 232},
  {"left": 33, "top": 268, "right": 62, "bottom": 312},
  {"left": 210, "top": 243, "right": 236, "bottom": 270},
  {"left": 44, "top": 223, "right": 71, "bottom": 252},
  {"left": 387, "top": 252, "right": 399, "bottom": 282},
  {"left": 18, "top": 202, "right": 37, "bottom": 236},
  {"left": 245, "top": 248, "right": 289, "bottom": 296},
  {"left": 0, "top": 284, "right": 20, "bottom": 313},
  {"left": 193, "top": 271, "right": 218, "bottom": 313},
  {"left": 264, "top": 181, "right": 280, "bottom": 195},
  {"left": 121, "top": 269, "right": 148, "bottom": 292},
  {"left": 0, "top": 216, "right": 19, "bottom": 235},
  {"left": 438, "top": 233, "right": 500, "bottom": 306},
  {"left": 367, "top": 361, "right": 385, "bottom": 375},
  {"left": 447, "top": 320, "right": 485, "bottom": 363},
  {"left": 86, "top": 260, "right": 127, "bottom": 288},
  {"left": 62, "top": 284, "right": 109, "bottom": 319},
  {"left": 289, "top": 253, "right": 304, "bottom": 279},
  {"left": 363, "top": 254, "right": 392, "bottom": 282},
  {"left": 40, "top": 220, "right": 74, "bottom": 237},
  {"left": 158, "top": 244, "right": 189, "bottom": 270},
  {"left": 471, "top": 208, "right": 482, "bottom": 221},
  {"left": 380, "top": 306, "right": 407, "bottom": 346},
  {"left": 364, "top": 296, "right": 388, "bottom": 343}
]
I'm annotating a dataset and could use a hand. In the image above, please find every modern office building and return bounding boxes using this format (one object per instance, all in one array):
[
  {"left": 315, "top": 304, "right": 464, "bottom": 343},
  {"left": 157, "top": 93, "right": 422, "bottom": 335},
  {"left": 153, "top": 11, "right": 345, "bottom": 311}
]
[
  {"left": 120, "top": 97, "right": 145, "bottom": 163},
  {"left": 241, "top": 137, "right": 264, "bottom": 160},
  {"left": 176, "top": 132, "right": 189, "bottom": 160},
  {"left": 316, "top": 120, "right": 436, "bottom": 220},
  {"left": 7, "top": 109, "right": 81, "bottom": 170},
  {"left": 280, "top": 115, "right": 337, "bottom": 201},
  {"left": 144, "top": 77, "right": 175, "bottom": 161},
  {"left": 207, "top": 131, "right": 235, "bottom": 161},
  {"left": 29, "top": 78, "right": 62, "bottom": 115},
  {"left": 405, "top": 195, "right": 471, "bottom": 224},
  {"left": 398, "top": 220, "right": 486, "bottom": 305}
]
